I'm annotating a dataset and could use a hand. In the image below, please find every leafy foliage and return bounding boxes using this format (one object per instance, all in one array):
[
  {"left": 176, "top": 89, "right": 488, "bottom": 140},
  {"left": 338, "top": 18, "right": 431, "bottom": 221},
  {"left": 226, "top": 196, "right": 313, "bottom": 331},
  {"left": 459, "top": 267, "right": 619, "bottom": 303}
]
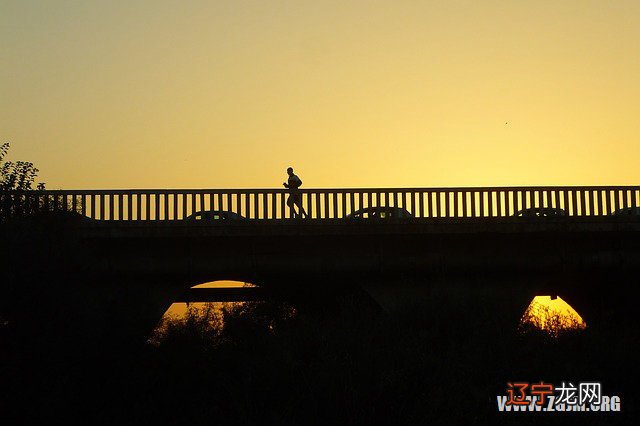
[
  {"left": 519, "top": 300, "right": 586, "bottom": 338},
  {"left": 0, "top": 143, "right": 45, "bottom": 191}
]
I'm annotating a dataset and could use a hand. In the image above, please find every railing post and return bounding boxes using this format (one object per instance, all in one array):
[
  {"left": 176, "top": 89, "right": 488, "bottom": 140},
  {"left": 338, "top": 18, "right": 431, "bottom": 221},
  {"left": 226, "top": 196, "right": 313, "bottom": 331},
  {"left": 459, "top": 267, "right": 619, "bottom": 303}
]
[
  {"left": 271, "top": 192, "right": 277, "bottom": 219},
  {"left": 282, "top": 191, "right": 287, "bottom": 219}
]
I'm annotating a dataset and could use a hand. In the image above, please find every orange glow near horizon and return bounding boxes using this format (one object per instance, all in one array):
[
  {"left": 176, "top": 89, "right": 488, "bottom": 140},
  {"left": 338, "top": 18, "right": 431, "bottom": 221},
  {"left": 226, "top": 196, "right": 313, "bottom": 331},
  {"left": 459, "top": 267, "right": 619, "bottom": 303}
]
[
  {"left": 158, "top": 280, "right": 252, "bottom": 323},
  {"left": 520, "top": 296, "right": 586, "bottom": 335},
  {"left": 2, "top": 1, "right": 640, "bottom": 189}
]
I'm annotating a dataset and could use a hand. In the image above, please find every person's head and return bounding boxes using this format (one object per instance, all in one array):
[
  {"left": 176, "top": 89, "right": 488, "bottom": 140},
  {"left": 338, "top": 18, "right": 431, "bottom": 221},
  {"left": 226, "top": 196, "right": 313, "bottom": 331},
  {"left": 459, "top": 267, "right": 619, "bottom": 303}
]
[{"left": 287, "top": 167, "right": 293, "bottom": 176}]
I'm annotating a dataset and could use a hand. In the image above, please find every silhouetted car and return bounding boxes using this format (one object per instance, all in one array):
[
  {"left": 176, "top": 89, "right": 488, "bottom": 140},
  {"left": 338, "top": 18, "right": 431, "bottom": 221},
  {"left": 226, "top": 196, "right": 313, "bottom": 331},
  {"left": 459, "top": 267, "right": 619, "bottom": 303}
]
[
  {"left": 185, "top": 210, "right": 245, "bottom": 221},
  {"left": 612, "top": 206, "right": 640, "bottom": 216},
  {"left": 514, "top": 207, "right": 566, "bottom": 217},
  {"left": 346, "top": 206, "right": 412, "bottom": 219}
]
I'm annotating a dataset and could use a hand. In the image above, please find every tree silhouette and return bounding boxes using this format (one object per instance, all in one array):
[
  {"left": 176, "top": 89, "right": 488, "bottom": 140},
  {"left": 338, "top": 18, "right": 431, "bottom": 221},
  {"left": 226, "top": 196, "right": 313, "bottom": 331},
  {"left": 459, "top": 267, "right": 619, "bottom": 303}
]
[
  {"left": 1, "top": 143, "right": 46, "bottom": 191},
  {"left": 1, "top": 143, "right": 46, "bottom": 219}
]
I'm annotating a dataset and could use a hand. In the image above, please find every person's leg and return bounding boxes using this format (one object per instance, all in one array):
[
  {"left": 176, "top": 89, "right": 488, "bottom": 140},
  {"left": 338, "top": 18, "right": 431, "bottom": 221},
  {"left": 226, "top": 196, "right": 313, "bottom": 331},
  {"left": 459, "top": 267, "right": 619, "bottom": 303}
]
[
  {"left": 286, "top": 196, "right": 297, "bottom": 218},
  {"left": 293, "top": 194, "right": 306, "bottom": 217},
  {"left": 296, "top": 200, "right": 307, "bottom": 217}
]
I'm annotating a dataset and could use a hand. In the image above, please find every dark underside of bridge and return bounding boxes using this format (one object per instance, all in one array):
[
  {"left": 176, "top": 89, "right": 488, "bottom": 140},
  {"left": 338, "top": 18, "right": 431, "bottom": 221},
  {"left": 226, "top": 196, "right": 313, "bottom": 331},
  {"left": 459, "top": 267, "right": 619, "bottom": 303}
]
[{"left": 2, "top": 216, "right": 640, "bottom": 337}]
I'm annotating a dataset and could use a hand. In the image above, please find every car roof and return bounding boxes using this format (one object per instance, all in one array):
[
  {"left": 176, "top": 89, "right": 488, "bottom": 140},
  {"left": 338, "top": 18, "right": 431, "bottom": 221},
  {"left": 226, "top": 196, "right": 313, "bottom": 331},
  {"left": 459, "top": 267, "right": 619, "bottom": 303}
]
[
  {"left": 186, "top": 210, "right": 243, "bottom": 218},
  {"left": 347, "top": 206, "right": 412, "bottom": 216},
  {"left": 515, "top": 207, "right": 565, "bottom": 215}
]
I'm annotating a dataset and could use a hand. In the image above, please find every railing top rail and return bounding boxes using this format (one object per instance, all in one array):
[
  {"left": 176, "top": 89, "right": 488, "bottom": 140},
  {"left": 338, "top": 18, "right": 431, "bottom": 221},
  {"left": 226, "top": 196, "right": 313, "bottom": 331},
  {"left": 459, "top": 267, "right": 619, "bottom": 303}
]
[{"left": 1, "top": 185, "right": 639, "bottom": 195}]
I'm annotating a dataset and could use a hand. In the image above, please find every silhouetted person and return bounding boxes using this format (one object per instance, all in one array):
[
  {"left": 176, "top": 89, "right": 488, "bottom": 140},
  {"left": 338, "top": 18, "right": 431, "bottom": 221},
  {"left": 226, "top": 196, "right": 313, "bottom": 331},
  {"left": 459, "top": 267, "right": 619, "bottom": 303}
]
[{"left": 283, "top": 167, "right": 307, "bottom": 218}]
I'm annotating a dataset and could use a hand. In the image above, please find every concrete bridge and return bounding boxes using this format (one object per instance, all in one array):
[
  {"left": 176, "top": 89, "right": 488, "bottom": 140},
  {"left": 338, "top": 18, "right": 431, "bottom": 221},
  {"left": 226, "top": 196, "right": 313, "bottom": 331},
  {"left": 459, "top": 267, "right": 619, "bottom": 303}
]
[{"left": 1, "top": 185, "right": 639, "bottom": 335}]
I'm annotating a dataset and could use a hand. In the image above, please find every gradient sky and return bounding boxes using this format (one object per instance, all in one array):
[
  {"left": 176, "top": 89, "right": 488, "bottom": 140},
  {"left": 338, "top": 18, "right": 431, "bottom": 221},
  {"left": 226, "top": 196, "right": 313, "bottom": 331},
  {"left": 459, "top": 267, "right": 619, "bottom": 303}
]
[{"left": 2, "top": 1, "right": 639, "bottom": 189}]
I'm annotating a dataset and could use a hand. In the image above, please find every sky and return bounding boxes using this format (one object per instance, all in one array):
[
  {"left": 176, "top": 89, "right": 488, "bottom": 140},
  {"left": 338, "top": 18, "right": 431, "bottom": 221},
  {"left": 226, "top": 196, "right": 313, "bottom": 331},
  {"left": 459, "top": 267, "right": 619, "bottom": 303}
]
[{"left": 2, "top": 1, "right": 639, "bottom": 189}]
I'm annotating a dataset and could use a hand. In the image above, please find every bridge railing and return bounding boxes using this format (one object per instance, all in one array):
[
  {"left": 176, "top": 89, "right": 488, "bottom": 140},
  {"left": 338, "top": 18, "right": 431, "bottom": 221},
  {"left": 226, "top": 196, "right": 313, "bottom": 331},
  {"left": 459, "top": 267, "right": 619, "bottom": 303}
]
[{"left": 1, "top": 186, "right": 639, "bottom": 221}]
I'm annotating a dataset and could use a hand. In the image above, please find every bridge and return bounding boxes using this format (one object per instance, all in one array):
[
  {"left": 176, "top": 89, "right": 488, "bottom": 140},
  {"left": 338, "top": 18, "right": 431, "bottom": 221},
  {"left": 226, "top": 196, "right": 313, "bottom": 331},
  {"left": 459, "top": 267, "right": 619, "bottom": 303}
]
[
  {"left": 2, "top": 185, "right": 639, "bottom": 221},
  {"left": 1, "top": 185, "right": 639, "bottom": 335}
]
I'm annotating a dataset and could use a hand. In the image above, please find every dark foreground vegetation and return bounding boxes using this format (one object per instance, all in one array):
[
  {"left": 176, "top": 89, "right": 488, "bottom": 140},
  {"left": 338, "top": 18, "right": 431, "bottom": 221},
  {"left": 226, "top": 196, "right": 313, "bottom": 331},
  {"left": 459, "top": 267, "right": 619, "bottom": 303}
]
[
  {"left": 0, "top": 187, "right": 637, "bottom": 425},
  {"left": 1, "top": 279, "right": 637, "bottom": 426}
]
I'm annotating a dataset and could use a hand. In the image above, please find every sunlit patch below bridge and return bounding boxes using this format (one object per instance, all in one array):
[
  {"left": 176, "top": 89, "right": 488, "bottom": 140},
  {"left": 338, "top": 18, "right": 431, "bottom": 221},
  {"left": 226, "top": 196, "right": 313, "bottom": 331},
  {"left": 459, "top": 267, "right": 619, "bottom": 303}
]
[
  {"left": 150, "top": 280, "right": 256, "bottom": 341},
  {"left": 519, "top": 296, "right": 586, "bottom": 337}
]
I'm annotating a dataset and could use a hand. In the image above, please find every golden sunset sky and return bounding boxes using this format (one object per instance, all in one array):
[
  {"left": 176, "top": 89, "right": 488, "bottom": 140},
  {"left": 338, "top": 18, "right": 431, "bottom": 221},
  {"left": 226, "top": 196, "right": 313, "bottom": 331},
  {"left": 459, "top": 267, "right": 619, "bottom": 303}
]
[{"left": 2, "top": 1, "right": 639, "bottom": 189}]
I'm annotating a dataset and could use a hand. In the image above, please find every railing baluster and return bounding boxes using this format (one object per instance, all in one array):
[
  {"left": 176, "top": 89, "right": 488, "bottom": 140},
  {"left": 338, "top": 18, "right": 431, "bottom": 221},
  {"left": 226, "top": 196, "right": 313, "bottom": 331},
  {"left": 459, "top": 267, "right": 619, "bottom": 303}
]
[
  {"left": 153, "top": 193, "right": 159, "bottom": 220},
  {"left": 243, "top": 192, "right": 249, "bottom": 218},
  {"left": 450, "top": 191, "right": 457, "bottom": 217},
  {"left": 98, "top": 194, "right": 103, "bottom": 219},
  {"left": 117, "top": 193, "right": 123, "bottom": 220},
  {"left": 141, "top": 193, "right": 147, "bottom": 220},
  {"left": 408, "top": 191, "right": 414, "bottom": 216},
  {"left": 470, "top": 191, "right": 477, "bottom": 218},
  {"left": 461, "top": 191, "right": 467, "bottom": 217},
  {"left": 443, "top": 191, "right": 449, "bottom": 217},
  {"left": 107, "top": 193, "right": 113, "bottom": 219},
  {"left": 579, "top": 190, "right": 586, "bottom": 216},
  {"left": 349, "top": 192, "right": 355, "bottom": 216},
  {"left": 271, "top": 192, "right": 277, "bottom": 219},
  {"left": 253, "top": 192, "right": 258, "bottom": 219},
  {"left": 504, "top": 191, "right": 510, "bottom": 216},
  {"left": 314, "top": 192, "right": 320, "bottom": 219},
  {"left": 188, "top": 193, "right": 195, "bottom": 217},
  {"left": 324, "top": 192, "right": 329, "bottom": 219},
  {"left": 604, "top": 190, "right": 611, "bottom": 215}
]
